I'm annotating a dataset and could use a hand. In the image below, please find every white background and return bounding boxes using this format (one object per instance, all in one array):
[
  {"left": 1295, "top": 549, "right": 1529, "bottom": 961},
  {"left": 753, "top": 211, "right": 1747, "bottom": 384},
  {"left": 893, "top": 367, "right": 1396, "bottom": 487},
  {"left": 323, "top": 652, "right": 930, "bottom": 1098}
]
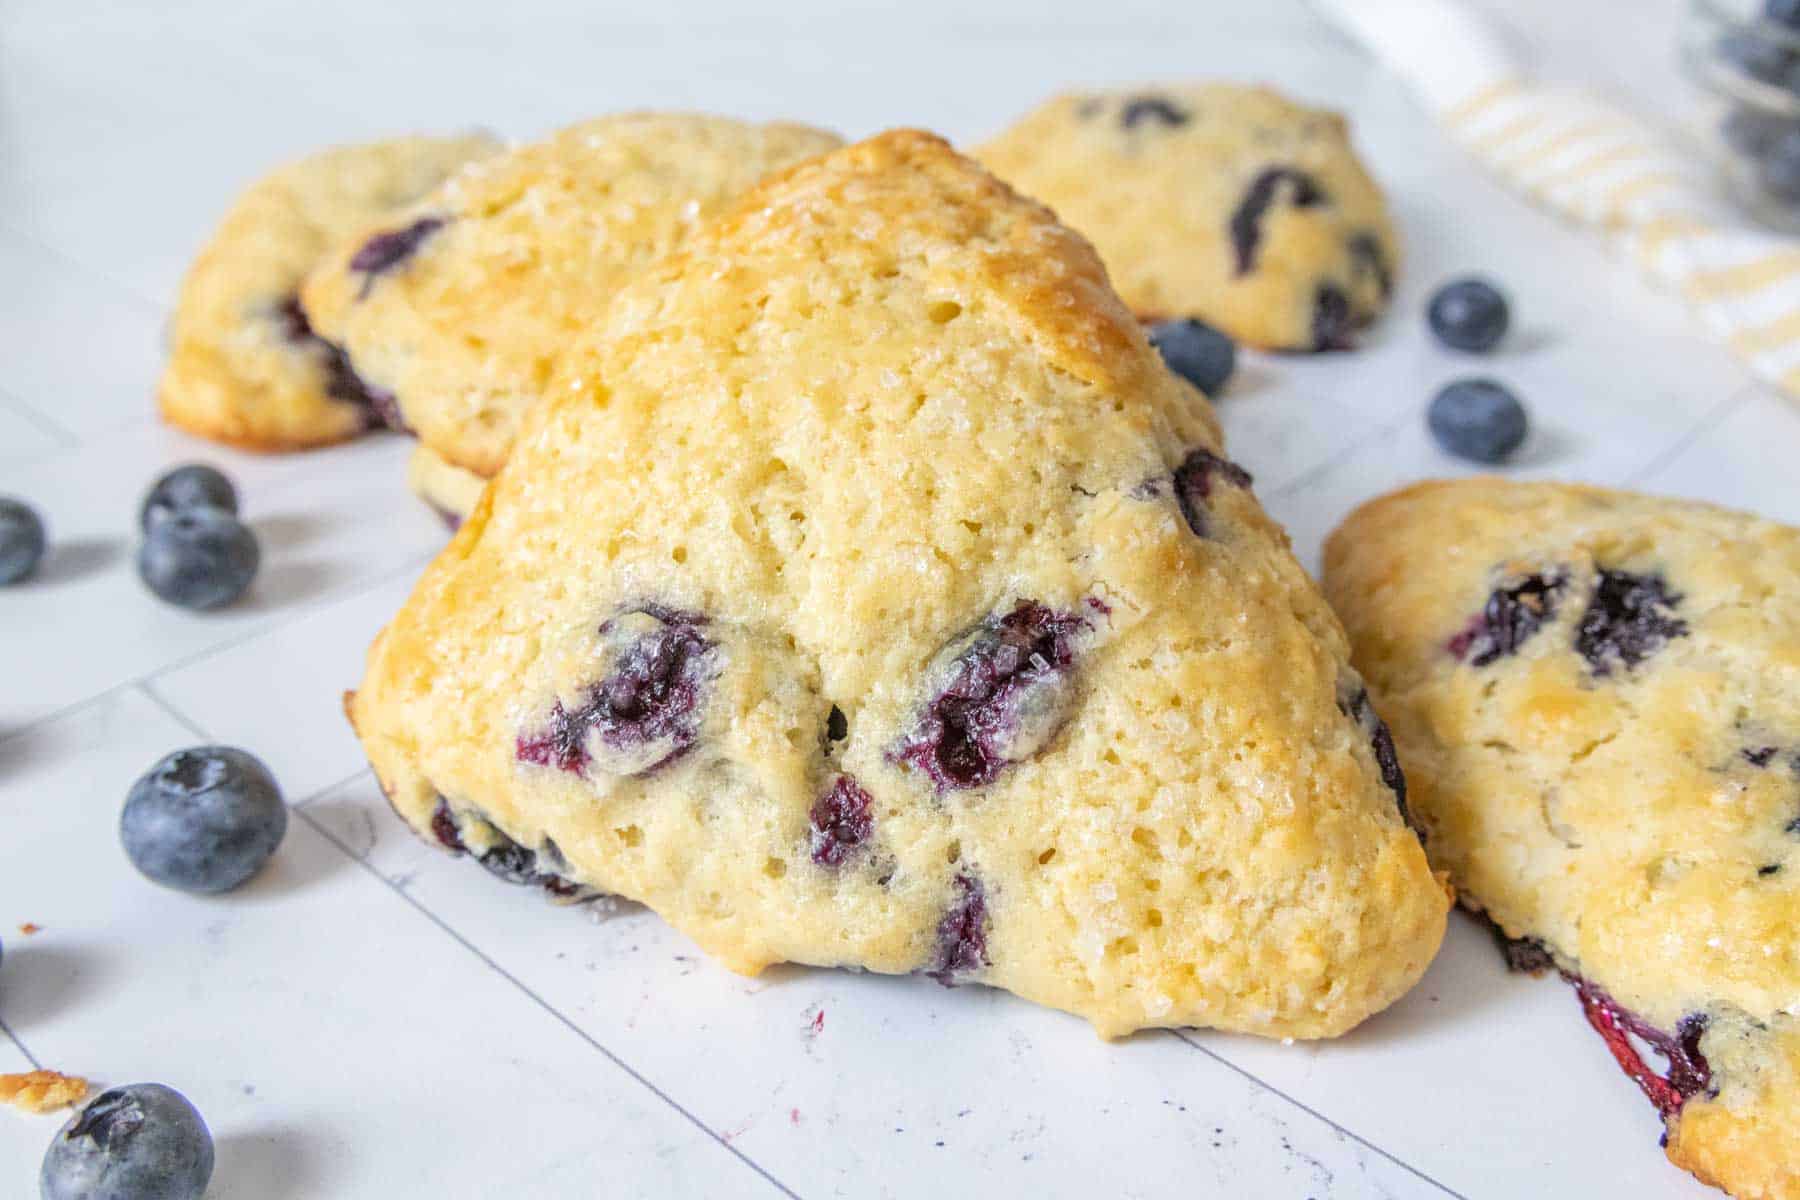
[{"left": 1, "top": 0, "right": 1792, "bottom": 1196}]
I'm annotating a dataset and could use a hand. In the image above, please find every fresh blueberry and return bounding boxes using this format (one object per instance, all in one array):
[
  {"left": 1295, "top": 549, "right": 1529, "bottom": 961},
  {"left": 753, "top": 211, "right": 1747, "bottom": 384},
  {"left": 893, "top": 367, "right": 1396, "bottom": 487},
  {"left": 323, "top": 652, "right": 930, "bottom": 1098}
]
[
  {"left": 139, "top": 465, "right": 238, "bottom": 533},
  {"left": 1768, "top": 0, "right": 1800, "bottom": 30},
  {"left": 1148, "top": 319, "right": 1236, "bottom": 395},
  {"left": 1427, "top": 378, "right": 1528, "bottom": 464},
  {"left": 1427, "top": 278, "right": 1510, "bottom": 352},
  {"left": 40, "top": 1083, "right": 214, "bottom": 1200},
  {"left": 121, "top": 747, "right": 287, "bottom": 894},
  {"left": 1762, "top": 128, "right": 1800, "bottom": 203},
  {"left": 0, "top": 496, "right": 47, "bottom": 584},
  {"left": 137, "top": 507, "right": 259, "bottom": 610}
]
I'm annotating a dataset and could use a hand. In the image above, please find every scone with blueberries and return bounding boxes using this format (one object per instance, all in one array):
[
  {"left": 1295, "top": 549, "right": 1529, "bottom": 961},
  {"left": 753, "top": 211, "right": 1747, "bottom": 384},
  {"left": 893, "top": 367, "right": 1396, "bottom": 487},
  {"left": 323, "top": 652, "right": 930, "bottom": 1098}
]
[
  {"left": 1325, "top": 479, "right": 1800, "bottom": 1198},
  {"left": 977, "top": 84, "right": 1397, "bottom": 352},
  {"left": 348, "top": 130, "right": 1447, "bottom": 1040},
  {"left": 159, "top": 134, "right": 500, "bottom": 449},
  {"left": 301, "top": 112, "right": 843, "bottom": 517}
]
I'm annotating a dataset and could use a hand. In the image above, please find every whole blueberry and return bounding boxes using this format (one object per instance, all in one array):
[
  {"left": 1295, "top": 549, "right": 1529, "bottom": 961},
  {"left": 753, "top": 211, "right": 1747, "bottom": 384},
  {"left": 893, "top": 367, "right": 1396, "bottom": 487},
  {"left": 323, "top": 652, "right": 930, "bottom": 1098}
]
[
  {"left": 139, "top": 465, "right": 238, "bottom": 533},
  {"left": 1148, "top": 318, "right": 1237, "bottom": 394},
  {"left": 1428, "top": 378, "right": 1529, "bottom": 464},
  {"left": 40, "top": 1083, "right": 214, "bottom": 1200},
  {"left": 0, "top": 496, "right": 47, "bottom": 584},
  {"left": 137, "top": 508, "right": 259, "bottom": 610},
  {"left": 1427, "top": 278, "right": 1510, "bottom": 352},
  {"left": 122, "top": 746, "right": 287, "bottom": 893},
  {"left": 1768, "top": 0, "right": 1800, "bottom": 30}
]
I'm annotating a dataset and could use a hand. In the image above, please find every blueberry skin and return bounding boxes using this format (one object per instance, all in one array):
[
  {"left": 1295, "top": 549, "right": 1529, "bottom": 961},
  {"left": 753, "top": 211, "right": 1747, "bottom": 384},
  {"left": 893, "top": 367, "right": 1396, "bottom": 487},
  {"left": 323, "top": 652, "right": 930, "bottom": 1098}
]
[
  {"left": 0, "top": 496, "right": 47, "bottom": 584},
  {"left": 137, "top": 508, "right": 259, "bottom": 610},
  {"left": 1768, "top": 0, "right": 1800, "bottom": 30},
  {"left": 1720, "top": 29, "right": 1796, "bottom": 84},
  {"left": 1427, "top": 278, "right": 1510, "bottom": 352},
  {"left": 139, "top": 464, "right": 239, "bottom": 533},
  {"left": 1722, "top": 106, "right": 1797, "bottom": 158},
  {"left": 122, "top": 746, "right": 287, "bottom": 894},
  {"left": 1148, "top": 318, "right": 1237, "bottom": 395},
  {"left": 1428, "top": 379, "right": 1529, "bottom": 464},
  {"left": 41, "top": 1083, "right": 214, "bottom": 1200}
]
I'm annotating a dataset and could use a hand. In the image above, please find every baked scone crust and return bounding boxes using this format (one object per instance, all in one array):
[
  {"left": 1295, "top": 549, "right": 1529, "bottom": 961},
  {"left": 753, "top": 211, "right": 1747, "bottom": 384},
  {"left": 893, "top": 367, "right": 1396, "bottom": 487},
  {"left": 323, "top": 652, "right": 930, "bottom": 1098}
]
[
  {"left": 159, "top": 135, "right": 499, "bottom": 449},
  {"left": 302, "top": 113, "right": 843, "bottom": 478},
  {"left": 977, "top": 84, "right": 1398, "bottom": 351},
  {"left": 1326, "top": 479, "right": 1800, "bottom": 1198},
  {"left": 350, "top": 130, "right": 1446, "bottom": 1040},
  {"left": 406, "top": 443, "right": 486, "bottom": 527}
]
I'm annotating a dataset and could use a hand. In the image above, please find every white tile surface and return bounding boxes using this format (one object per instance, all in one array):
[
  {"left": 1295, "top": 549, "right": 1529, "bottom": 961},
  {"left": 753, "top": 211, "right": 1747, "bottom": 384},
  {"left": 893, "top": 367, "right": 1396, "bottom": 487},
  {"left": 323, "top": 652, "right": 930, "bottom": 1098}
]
[{"left": 0, "top": 0, "right": 1785, "bottom": 1196}]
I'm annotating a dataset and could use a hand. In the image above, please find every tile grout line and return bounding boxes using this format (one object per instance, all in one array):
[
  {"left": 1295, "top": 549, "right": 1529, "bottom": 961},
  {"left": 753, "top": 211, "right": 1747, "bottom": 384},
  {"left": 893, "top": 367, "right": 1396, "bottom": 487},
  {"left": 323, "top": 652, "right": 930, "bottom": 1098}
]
[
  {"left": 1167, "top": 1031, "right": 1469, "bottom": 1200},
  {"left": 0, "top": 1015, "right": 44, "bottom": 1071},
  {"left": 1269, "top": 412, "right": 1411, "bottom": 501},
  {"left": 290, "top": 806, "right": 805, "bottom": 1200},
  {"left": 0, "top": 548, "right": 437, "bottom": 752},
  {"left": 0, "top": 384, "right": 81, "bottom": 449},
  {"left": 1626, "top": 385, "right": 1757, "bottom": 487}
]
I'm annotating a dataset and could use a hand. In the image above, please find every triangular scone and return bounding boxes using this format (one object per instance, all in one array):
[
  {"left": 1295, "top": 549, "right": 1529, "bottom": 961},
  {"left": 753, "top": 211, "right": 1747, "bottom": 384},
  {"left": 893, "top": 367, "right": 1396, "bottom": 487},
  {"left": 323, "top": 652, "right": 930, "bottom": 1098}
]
[
  {"left": 349, "top": 130, "right": 1446, "bottom": 1040},
  {"left": 1325, "top": 479, "right": 1800, "bottom": 1197},
  {"left": 301, "top": 113, "right": 843, "bottom": 486},
  {"left": 159, "top": 134, "right": 500, "bottom": 449}
]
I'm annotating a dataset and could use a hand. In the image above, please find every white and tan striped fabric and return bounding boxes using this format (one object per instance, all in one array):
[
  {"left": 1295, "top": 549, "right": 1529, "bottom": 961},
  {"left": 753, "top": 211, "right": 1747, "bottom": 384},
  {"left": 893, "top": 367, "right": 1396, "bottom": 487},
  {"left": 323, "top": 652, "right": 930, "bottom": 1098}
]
[{"left": 1321, "top": 0, "right": 1800, "bottom": 395}]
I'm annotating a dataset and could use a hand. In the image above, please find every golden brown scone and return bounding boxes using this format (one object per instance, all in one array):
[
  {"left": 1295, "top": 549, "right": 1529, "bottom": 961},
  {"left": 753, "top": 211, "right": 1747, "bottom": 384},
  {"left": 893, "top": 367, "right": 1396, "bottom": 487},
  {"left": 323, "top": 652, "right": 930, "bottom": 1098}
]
[
  {"left": 405, "top": 443, "right": 486, "bottom": 528},
  {"left": 1325, "top": 478, "right": 1800, "bottom": 1198},
  {"left": 302, "top": 113, "right": 843, "bottom": 479},
  {"left": 0, "top": 1070, "right": 88, "bottom": 1114},
  {"left": 349, "top": 130, "right": 1446, "bottom": 1040},
  {"left": 159, "top": 134, "right": 500, "bottom": 449},
  {"left": 977, "top": 84, "right": 1397, "bottom": 351}
]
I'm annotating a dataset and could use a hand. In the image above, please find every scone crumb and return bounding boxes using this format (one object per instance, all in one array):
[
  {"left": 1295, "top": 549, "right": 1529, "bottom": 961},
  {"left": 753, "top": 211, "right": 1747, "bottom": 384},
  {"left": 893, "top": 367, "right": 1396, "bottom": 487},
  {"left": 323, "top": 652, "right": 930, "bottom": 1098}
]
[
  {"left": 0, "top": 1070, "right": 88, "bottom": 1114},
  {"left": 18, "top": 923, "right": 40, "bottom": 935}
]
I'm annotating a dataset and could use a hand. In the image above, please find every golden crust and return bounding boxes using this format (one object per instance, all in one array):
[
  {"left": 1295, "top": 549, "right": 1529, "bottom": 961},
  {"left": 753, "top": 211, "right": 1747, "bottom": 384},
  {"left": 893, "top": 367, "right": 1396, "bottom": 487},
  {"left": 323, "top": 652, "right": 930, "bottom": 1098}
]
[
  {"left": 351, "top": 130, "right": 1445, "bottom": 1040},
  {"left": 976, "top": 84, "right": 1398, "bottom": 351},
  {"left": 1325, "top": 478, "right": 1800, "bottom": 1197},
  {"left": 159, "top": 134, "right": 500, "bottom": 449},
  {"left": 302, "top": 112, "right": 843, "bottom": 478},
  {"left": 0, "top": 1070, "right": 88, "bottom": 1114}
]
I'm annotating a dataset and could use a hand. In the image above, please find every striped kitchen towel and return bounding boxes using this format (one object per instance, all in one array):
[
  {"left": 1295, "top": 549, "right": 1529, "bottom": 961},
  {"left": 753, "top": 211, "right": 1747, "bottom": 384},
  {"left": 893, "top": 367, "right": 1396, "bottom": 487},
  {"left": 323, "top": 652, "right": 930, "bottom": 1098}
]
[{"left": 1318, "top": 0, "right": 1800, "bottom": 396}]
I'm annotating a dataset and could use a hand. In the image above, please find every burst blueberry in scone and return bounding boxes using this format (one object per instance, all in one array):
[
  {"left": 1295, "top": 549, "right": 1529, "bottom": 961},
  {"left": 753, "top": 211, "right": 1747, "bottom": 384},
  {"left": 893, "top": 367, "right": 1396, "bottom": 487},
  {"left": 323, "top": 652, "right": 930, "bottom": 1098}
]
[
  {"left": 976, "top": 84, "right": 1398, "bottom": 352},
  {"left": 300, "top": 112, "right": 843, "bottom": 508},
  {"left": 1325, "top": 478, "right": 1800, "bottom": 1198},
  {"left": 158, "top": 134, "right": 500, "bottom": 449},
  {"left": 347, "top": 130, "right": 1447, "bottom": 1039}
]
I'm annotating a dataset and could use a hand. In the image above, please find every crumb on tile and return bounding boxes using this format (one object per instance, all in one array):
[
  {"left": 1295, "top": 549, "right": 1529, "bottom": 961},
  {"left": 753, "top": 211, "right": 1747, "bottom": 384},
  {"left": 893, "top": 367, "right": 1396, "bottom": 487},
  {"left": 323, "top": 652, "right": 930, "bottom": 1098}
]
[
  {"left": 0, "top": 1070, "right": 88, "bottom": 1114},
  {"left": 18, "top": 923, "right": 41, "bottom": 935}
]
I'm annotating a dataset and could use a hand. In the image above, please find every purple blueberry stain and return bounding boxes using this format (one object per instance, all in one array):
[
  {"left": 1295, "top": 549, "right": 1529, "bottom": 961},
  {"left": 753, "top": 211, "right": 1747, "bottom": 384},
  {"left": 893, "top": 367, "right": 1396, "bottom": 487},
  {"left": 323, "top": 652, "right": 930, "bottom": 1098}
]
[
  {"left": 1229, "top": 167, "right": 1326, "bottom": 275},
  {"left": 349, "top": 215, "right": 445, "bottom": 297},
  {"left": 895, "top": 602, "right": 1089, "bottom": 791},
  {"left": 1338, "top": 680, "right": 1415, "bottom": 835},
  {"left": 272, "top": 294, "right": 404, "bottom": 431},
  {"left": 810, "top": 775, "right": 874, "bottom": 868},
  {"left": 1448, "top": 572, "right": 1565, "bottom": 666},
  {"left": 1120, "top": 95, "right": 1191, "bottom": 130},
  {"left": 1575, "top": 569, "right": 1688, "bottom": 677},
  {"left": 1311, "top": 283, "right": 1356, "bottom": 351},
  {"left": 427, "top": 798, "right": 596, "bottom": 901},
  {"left": 1574, "top": 980, "right": 1712, "bottom": 1122},
  {"left": 930, "top": 874, "right": 991, "bottom": 983},
  {"left": 517, "top": 607, "right": 714, "bottom": 778},
  {"left": 1171, "top": 447, "right": 1253, "bottom": 538}
]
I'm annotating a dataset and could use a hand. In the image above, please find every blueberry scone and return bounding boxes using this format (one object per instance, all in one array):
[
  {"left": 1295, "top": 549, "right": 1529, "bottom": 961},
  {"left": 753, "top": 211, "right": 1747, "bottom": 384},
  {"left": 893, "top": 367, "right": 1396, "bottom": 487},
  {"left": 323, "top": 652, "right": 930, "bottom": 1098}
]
[
  {"left": 159, "top": 134, "right": 500, "bottom": 449},
  {"left": 1325, "top": 479, "right": 1800, "bottom": 1198},
  {"left": 348, "top": 130, "right": 1447, "bottom": 1039},
  {"left": 977, "top": 84, "right": 1397, "bottom": 352},
  {"left": 301, "top": 112, "right": 843, "bottom": 502}
]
